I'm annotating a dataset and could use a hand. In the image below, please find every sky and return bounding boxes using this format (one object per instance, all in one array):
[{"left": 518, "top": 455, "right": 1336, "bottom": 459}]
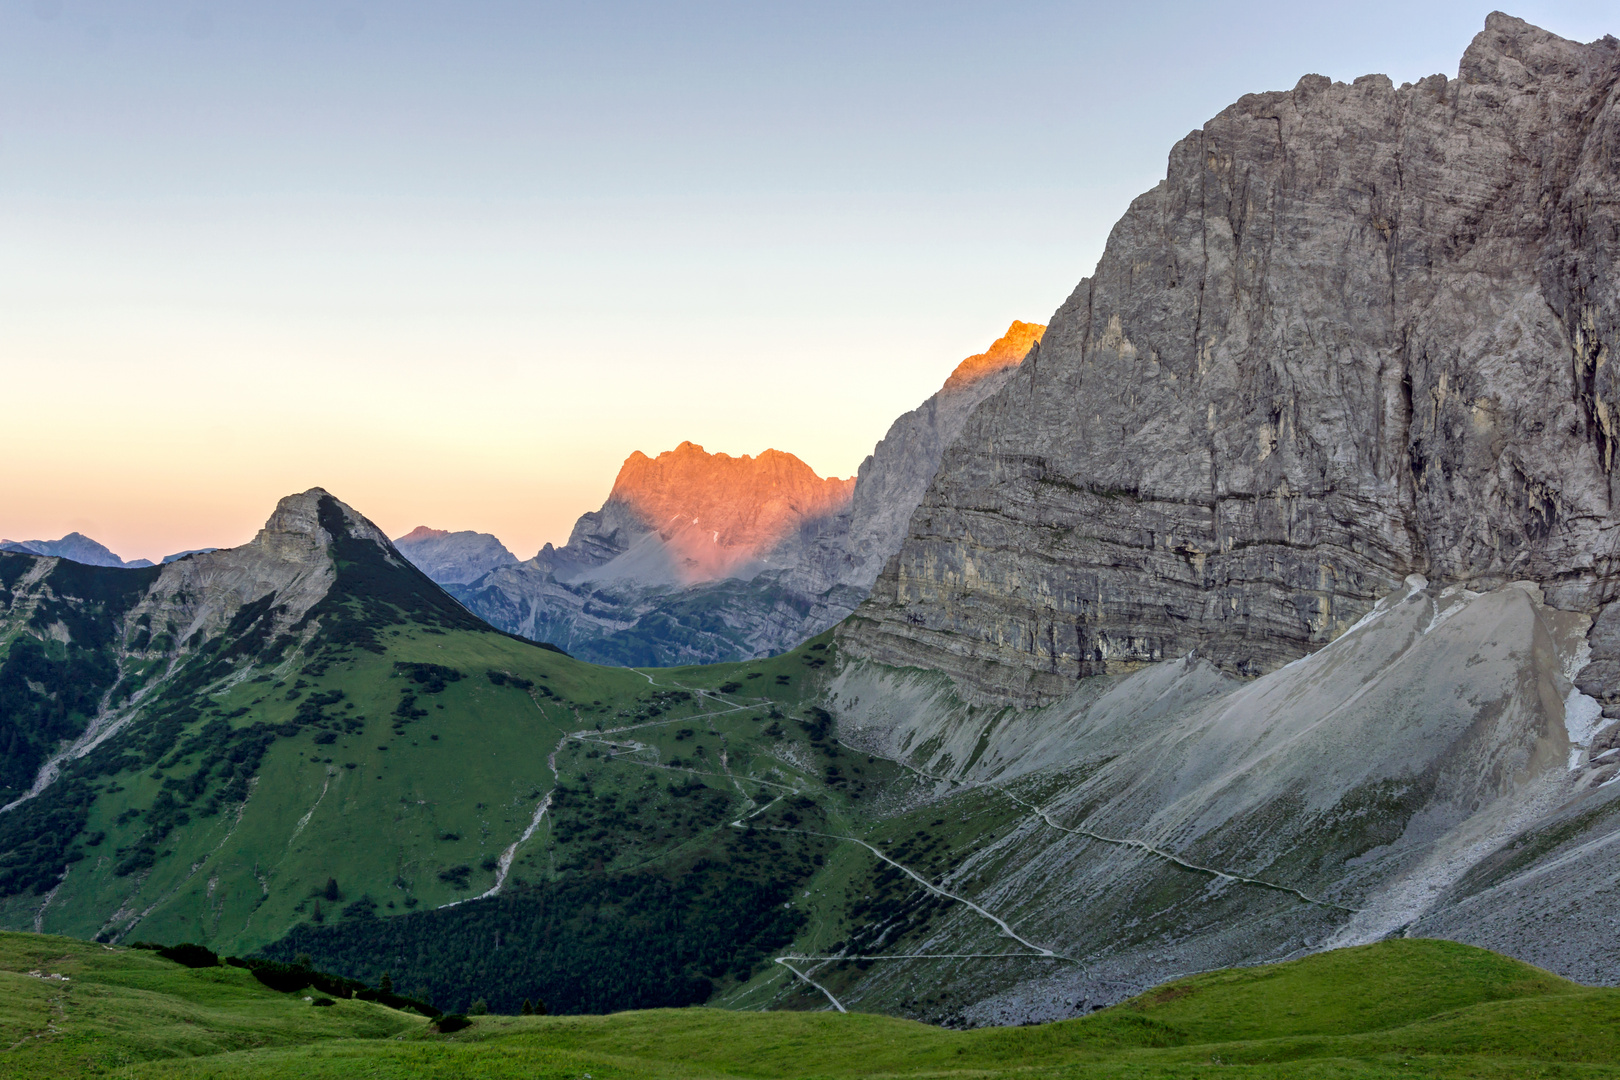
[{"left": 2, "top": 1, "right": 1616, "bottom": 562}]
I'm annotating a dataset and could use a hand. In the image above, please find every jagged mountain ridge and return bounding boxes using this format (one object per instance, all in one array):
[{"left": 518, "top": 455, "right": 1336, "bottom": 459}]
[
  {"left": 537, "top": 441, "right": 855, "bottom": 587},
  {"left": 0, "top": 533, "right": 219, "bottom": 568},
  {"left": 844, "top": 13, "right": 1620, "bottom": 708},
  {"left": 450, "top": 322, "right": 1044, "bottom": 666}
]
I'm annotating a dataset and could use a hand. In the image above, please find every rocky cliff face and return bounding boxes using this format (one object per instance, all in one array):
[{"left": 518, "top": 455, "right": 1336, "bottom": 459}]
[
  {"left": 844, "top": 15, "right": 1620, "bottom": 706},
  {"left": 394, "top": 526, "right": 517, "bottom": 585},
  {"left": 454, "top": 324, "right": 1044, "bottom": 665},
  {"left": 452, "top": 443, "right": 854, "bottom": 665}
]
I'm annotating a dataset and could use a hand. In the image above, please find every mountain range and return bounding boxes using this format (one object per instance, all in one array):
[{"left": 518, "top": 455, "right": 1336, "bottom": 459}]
[
  {"left": 0, "top": 12, "right": 1617, "bottom": 1031},
  {"left": 0, "top": 534, "right": 218, "bottom": 569},
  {"left": 414, "top": 320, "right": 1044, "bottom": 666}
]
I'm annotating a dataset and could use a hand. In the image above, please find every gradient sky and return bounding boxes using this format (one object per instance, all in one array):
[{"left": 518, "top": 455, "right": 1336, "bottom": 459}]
[{"left": 3, "top": 1, "right": 1616, "bottom": 562}]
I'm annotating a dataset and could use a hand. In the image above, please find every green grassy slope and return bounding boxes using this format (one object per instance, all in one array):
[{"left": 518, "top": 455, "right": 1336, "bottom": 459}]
[
  {"left": 253, "top": 635, "right": 903, "bottom": 1014},
  {"left": 10, "top": 625, "right": 664, "bottom": 950},
  {"left": 0, "top": 496, "right": 864, "bottom": 1010},
  {"left": 0, "top": 931, "right": 420, "bottom": 1079},
  {"left": 2, "top": 933, "right": 1614, "bottom": 1079}
]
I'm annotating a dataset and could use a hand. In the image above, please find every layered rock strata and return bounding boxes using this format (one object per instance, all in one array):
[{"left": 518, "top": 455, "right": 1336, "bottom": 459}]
[{"left": 843, "top": 15, "right": 1620, "bottom": 706}]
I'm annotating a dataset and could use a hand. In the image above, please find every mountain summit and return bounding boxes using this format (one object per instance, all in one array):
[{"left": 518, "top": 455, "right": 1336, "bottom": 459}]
[
  {"left": 393, "top": 526, "right": 517, "bottom": 585},
  {"left": 941, "top": 320, "right": 1045, "bottom": 393},
  {"left": 550, "top": 442, "right": 853, "bottom": 586}
]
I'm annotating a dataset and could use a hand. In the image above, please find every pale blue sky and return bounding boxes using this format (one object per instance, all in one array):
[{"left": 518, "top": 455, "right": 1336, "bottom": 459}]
[{"left": 2, "top": 1, "right": 1615, "bottom": 560}]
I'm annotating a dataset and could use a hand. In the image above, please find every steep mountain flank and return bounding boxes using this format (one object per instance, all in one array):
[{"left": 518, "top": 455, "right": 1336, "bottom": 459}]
[
  {"left": 0, "top": 487, "right": 835, "bottom": 1005},
  {"left": 823, "top": 575, "right": 1620, "bottom": 1021},
  {"left": 393, "top": 527, "right": 517, "bottom": 585},
  {"left": 844, "top": 14, "right": 1620, "bottom": 706},
  {"left": 453, "top": 322, "right": 1043, "bottom": 666},
  {"left": 0, "top": 489, "right": 489, "bottom": 918}
]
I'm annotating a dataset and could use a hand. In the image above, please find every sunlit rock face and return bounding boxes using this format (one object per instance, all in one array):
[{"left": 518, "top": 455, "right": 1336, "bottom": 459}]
[
  {"left": 547, "top": 442, "right": 855, "bottom": 587},
  {"left": 781, "top": 321, "right": 1047, "bottom": 600},
  {"left": 941, "top": 320, "right": 1045, "bottom": 393},
  {"left": 844, "top": 14, "right": 1620, "bottom": 707}
]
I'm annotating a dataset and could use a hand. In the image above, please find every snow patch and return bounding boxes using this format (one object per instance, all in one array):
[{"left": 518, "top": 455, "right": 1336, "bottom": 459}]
[{"left": 1558, "top": 632, "right": 1610, "bottom": 770}]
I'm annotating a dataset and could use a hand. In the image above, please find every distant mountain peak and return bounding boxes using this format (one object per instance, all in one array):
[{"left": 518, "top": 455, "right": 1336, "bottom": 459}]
[
  {"left": 941, "top": 320, "right": 1045, "bottom": 393},
  {"left": 600, "top": 443, "right": 854, "bottom": 582},
  {"left": 0, "top": 531, "right": 145, "bottom": 568},
  {"left": 393, "top": 525, "right": 517, "bottom": 585}
]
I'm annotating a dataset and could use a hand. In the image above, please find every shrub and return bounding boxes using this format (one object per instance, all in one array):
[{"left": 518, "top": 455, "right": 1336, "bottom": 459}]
[{"left": 133, "top": 941, "right": 220, "bottom": 969}]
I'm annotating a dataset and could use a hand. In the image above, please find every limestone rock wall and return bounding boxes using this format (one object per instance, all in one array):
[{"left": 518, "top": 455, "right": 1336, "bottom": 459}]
[{"left": 844, "top": 15, "right": 1620, "bottom": 705}]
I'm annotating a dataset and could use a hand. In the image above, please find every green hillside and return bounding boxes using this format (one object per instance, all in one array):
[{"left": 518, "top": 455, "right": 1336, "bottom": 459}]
[
  {"left": 0, "top": 592, "right": 871, "bottom": 1013},
  {"left": 1, "top": 932, "right": 1613, "bottom": 1079},
  {"left": 0, "top": 498, "right": 948, "bottom": 1017}
]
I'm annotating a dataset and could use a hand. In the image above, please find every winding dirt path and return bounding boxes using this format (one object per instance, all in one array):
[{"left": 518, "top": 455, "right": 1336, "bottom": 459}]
[{"left": 774, "top": 958, "right": 846, "bottom": 1012}]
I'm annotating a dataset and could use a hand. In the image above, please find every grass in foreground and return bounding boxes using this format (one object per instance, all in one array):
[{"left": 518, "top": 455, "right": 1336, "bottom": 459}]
[{"left": 1, "top": 931, "right": 1615, "bottom": 1079}]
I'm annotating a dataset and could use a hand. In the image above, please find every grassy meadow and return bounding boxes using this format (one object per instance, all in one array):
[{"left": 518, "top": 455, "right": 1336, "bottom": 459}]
[{"left": 1, "top": 930, "right": 1615, "bottom": 1079}]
